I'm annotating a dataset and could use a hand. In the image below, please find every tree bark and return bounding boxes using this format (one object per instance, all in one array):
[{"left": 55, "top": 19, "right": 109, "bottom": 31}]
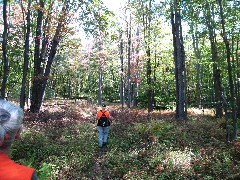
[
  {"left": 236, "top": 35, "right": 240, "bottom": 113},
  {"left": 30, "top": 2, "right": 68, "bottom": 112},
  {"left": 98, "top": 40, "right": 103, "bottom": 105},
  {"left": 192, "top": 32, "right": 201, "bottom": 108},
  {"left": 132, "top": 27, "right": 140, "bottom": 107},
  {"left": 20, "top": 0, "right": 32, "bottom": 109},
  {"left": 152, "top": 49, "right": 157, "bottom": 107},
  {"left": 30, "top": 0, "right": 45, "bottom": 112},
  {"left": 1, "top": 0, "right": 9, "bottom": 99},
  {"left": 146, "top": 47, "right": 153, "bottom": 112},
  {"left": 119, "top": 32, "right": 124, "bottom": 110},
  {"left": 170, "top": 0, "right": 187, "bottom": 120},
  {"left": 146, "top": 0, "right": 153, "bottom": 113},
  {"left": 40, "top": 5, "right": 67, "bottom": 103},
  {"left": 203, "top": 2, "right": 223, "bottom": 118},
  {"left": 127, "top": 13, "right": 132, "bottom": 108},
  {"left": 218, "top": 0, "right": 237, "bottom": 139}
]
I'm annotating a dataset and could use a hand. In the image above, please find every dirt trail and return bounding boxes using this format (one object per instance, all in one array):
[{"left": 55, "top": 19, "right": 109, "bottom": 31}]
[{"left": 91, "top": 147, "right": 109, "bottom": 180}]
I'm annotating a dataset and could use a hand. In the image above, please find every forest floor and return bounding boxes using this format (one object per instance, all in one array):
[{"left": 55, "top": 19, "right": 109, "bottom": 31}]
[{"left": 11, "top": 99, "right": 240, "bottom": 179}]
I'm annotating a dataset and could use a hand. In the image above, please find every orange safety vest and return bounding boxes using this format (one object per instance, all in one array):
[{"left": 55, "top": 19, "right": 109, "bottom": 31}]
[
  {"left": 97, "top": 110, "right": 110, "bottom": 120},
  {"left": 0, "top": 152, "right": 35, "bottom": 180}
]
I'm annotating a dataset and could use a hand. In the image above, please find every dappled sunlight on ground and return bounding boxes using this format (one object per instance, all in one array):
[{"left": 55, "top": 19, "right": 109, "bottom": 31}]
[
  {"left": 17, "top": 100, "right": 240, "bottom": 179},
  {"left": 188, "top": 108, "right": 215, "bottom": 116}
]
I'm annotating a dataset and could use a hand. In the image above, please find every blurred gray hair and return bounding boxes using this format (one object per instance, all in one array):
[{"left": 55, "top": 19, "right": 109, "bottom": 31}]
[{"left": 0, "top": 100, "right": 23, "bottom": 148}]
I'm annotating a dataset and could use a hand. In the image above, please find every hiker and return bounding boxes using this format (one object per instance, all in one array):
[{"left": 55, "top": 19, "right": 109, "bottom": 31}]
[
  {"left": 96, "top": 104, "right": 112, "bottom": 148},
  {"left": 0, "top": 100, "right": 38, "bottom": 180}
]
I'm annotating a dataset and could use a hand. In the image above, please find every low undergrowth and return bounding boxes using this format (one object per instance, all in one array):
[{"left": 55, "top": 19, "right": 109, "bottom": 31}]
[{"left": 10, "top": 101, "right": 240, "bottom": 179}]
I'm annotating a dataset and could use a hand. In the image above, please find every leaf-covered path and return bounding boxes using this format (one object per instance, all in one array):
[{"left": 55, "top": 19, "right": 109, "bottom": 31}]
[{"left": 91, "top": 147, "right": 109, "bottom": 179}]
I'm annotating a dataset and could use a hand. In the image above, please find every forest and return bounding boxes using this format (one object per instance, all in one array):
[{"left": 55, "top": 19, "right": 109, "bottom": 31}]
[{"left": 0, "top": 0, "right": 240, "bottom": 179}]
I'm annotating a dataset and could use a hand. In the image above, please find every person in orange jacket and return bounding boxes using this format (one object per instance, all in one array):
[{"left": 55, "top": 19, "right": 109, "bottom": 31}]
[
  {"left": 96, "top": 104, "right": 112, "bottom": 148},
  {"left": 0, "top": 100, "right": 38, "bottom": 180}
]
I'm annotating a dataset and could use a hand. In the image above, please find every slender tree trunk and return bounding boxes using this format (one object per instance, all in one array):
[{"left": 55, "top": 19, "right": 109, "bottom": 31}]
[
  {"left": 98, "top": 41, "right": 103, "bottom": 105},
  {"left": 203, "top": 2, "right": 223, "bottom": 118},
  {"left": 146, "top": 46, "right": 153, "bottom": 112},
  {"left": 171, "top": 5, "right": 179, "bottom": 117},
  {"left": 119, "top": 32, "right": 124, "bottom": 110},
  {"left": 181, "top": 21, "right": 187, "bottom": 116},
  {"left": 127, "top": 14, "right": 132, "bottom": 108},
  {"left": 232, "top": 35, "right": 239, "bottom": 114},
  {"left": 171, "top": 0, "right": 187, "bottom": 120},
  {"left": 153, "top": 49, "right": 157, "bottom": 107},
  {"left": 20, "top": 0, "right": 32, "bottom": 109},
  {"left": 219, "top": 0, "right": 237, "bottom": 139},
  {"left": 192, "top": 32, "right": 201, "bottom": 108},
  {"left": 236, "top": 35, "right": 240, "bottom": 113},
  {"left": 146, "top": 0, "right": 153, "bottom": 113},
  {"left": 1, "top": 0, "right": 9, "bottom": 99},
  {"left": 132, "top": 27, "right": 140, "bottom": 107}
]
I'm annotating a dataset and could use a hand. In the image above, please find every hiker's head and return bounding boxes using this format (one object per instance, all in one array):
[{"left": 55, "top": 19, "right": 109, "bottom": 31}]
[
  {"left": 101, "top": 104, "right": 106, "bottom": 109},
  {"left": 0, "top": 100, "right": 23, "bottom": 153}
]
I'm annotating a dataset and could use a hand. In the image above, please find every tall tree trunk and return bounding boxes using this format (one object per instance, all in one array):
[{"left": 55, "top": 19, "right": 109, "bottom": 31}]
[
  {"left": 192, "top": 32, "right": 201, "bottom": 108},
  {"left": 40, "top": 5, "right": 67, "bottom": 102},
  {"left": 30, "top": 3, "right": 68, "bottom": 112},
  {"left": 98, "top": 40, "right": 103, "bottom": 105},
  {"left": 236, "top": 35, "right": 240, "bottom": 113},
  {"left": 30, "top": 0, "right": 44, "bottom": 112},
  {"left": 132, "top": 27, "right": 140, "bottom": 107},
  {"left": 146, "top": 46, "right": 153, "bottom": 112},
  {"left": 145, "top": 0, "right": 153, "bottom": 113},
  {"left": 152, "top": 49, "right": 157, "bottom": 107},
  {"left": 203, "top": 2, "right": 223, "bottom": 118},
  {"left": 218, "top": 0, "right": 237, "bottom": 139},
  {"left": 1, "top": 0, "right": 9, "bottom": 99},
  {"left": 171, "top": 6, "right": 179, "bottom": 117},
  {"left": 119, "top": 32, "right": 124, "bottom": 110},
  {"left": 20, "top": 0, "right": 32, "bottom": 109},
  {"left": 127, "top": 14, "right": 132, "bottom": 108},
  {"left": 171, "top": 0, "right": 187, "bottom": 120}
]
